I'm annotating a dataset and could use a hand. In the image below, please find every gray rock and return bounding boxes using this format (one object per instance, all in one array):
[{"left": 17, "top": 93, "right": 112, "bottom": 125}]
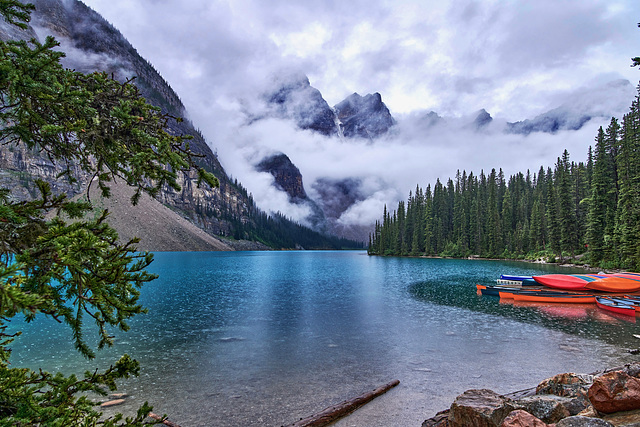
[
  {"left": 556, "top": 415, "right": 613, "bottom": 426},
  {"left": 518, "top": 394, "right": 571, "bottom": 423},
  {"left": 624, "top": 363, "right": 640, "bottom": 378},
  {"left": 448, "top": 389, "right": 519, "bottom": 427}
]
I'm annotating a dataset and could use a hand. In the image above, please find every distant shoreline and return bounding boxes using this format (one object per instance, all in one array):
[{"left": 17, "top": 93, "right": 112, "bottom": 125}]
[{"left": 368, "top": 253, "right": 616, "bottom": 273}]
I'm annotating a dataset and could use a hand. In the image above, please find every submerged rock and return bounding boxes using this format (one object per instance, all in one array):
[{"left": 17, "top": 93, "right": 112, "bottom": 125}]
[{"left": 602, "top": 408, "right": 640, "bottom": 426}]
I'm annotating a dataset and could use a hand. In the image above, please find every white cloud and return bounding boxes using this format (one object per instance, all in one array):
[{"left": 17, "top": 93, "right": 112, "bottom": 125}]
[{"left": 79, "top": 0, "right": 640, "bottom": 231}]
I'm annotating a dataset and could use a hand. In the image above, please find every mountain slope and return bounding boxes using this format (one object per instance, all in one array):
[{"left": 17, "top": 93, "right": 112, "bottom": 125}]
[
  {"left": 82, "top": 180, "right": 236, "bottom": 252},
  {"left": 0, "top": 0, "right": 361, "bottom": 250}
]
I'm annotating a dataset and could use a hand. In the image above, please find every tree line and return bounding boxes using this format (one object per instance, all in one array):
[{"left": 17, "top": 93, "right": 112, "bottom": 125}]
[
  {"left": 205, "top": 178, "right": 364, "bottom": 249},
  {"left": 369, "top": 85, "right": 640, "bottom": 270}
]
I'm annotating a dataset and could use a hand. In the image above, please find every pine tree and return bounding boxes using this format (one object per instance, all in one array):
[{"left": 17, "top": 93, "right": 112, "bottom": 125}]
[
  {"left": 546, "top": 168, "right": 561, "bottom": 258},
  {"left": 615, "top": 91, "right": 640, "bottom": 268},
  {"left": 0, "top": 3, "right": 218, "bottom": 425},
  {"left": 557, "top": 151, "right": 577, "bottom": 257},
  {"left": 587, "top": 127, "right": 610, "bottom": 264}
]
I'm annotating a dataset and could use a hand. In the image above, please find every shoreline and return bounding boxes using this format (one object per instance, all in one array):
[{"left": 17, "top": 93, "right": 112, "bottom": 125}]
[
  {"left": 420, "top": 364, "right": 640, "bottom": 426},
  {"left": 372, "top": 252, "right": 616, "bottom": 273}
]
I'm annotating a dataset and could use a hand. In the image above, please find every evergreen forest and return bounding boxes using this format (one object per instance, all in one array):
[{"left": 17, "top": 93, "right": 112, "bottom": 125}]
[{"left": 369, "top": 84, "right": 640, "bottom": 270}]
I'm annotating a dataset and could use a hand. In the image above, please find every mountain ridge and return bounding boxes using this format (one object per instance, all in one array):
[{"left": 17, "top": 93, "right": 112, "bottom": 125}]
[{"left": 0, "top": 0, "right": 362, "bottom": 250}]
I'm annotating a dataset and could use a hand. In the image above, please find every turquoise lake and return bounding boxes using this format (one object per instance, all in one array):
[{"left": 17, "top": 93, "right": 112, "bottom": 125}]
[{"left": 10, "top": 251, "right": 640, "bottom": 426}]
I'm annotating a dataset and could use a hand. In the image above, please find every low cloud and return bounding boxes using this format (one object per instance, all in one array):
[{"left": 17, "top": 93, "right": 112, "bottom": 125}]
[
  {"left": 79, "top": 0, "right": 640, "bottom": 234},
  {"left": 205, "top": 79, "right": 631, "bottom": 233}
]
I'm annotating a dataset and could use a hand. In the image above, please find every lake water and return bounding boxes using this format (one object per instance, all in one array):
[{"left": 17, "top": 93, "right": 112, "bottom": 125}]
[{"left": 9, "top": 251, "right": 640, "bottom": 426}]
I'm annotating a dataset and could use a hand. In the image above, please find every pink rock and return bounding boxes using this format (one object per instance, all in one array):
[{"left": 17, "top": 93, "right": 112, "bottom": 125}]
[
  {"left": 588, "top": 370, "right": 640, "bottom": 414},
  {"left": 536, "top": 373, "right": 594, "bottom": 398},
  {"left": 500, "top": 410, "right": 550, "bottom": 427}
]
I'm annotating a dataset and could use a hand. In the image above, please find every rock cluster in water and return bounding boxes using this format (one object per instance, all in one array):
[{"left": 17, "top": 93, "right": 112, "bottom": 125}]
[{"left": 422, "top": 364, "right": 640, "bottom": 426}]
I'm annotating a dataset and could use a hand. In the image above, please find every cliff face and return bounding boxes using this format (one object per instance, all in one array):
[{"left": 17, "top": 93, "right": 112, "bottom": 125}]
[
  {"left": 0, "top": 0, "right": 254, "bottom": 241},
  {"left": 0, "top": 143, "right": 89, "bottom": 201},
  {"left": 256, "top": 153, "right": 308, "bottom": 201},
  {"left": 266, "top": 75, "right": 338, "bottom": 137}
]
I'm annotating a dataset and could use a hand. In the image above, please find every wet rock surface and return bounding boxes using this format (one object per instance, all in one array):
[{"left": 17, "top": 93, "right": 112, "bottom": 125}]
[
  {"left": 422, "top": 364, "right": 640, "bottom": 427},
  {"left": 448, "top": 389, "right": 519, "bottom": 427},
  {"left": 588, "top": 370, "right": 640, "bottom": 414},
  {"left": 500, "top": 409, "right": 549, "bottom": 426}
]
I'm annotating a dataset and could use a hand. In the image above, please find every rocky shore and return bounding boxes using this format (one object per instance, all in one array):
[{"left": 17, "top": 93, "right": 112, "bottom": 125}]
[{"left": 422, "top": 364, "right": 640, "bottom": 426}]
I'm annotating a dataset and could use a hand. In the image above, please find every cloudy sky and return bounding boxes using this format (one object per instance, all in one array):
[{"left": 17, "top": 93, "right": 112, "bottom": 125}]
[{"left": 82, "top": 0, "right": 640, "bottom": 231}]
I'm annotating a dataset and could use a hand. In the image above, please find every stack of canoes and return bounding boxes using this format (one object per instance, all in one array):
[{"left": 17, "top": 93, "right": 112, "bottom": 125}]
[{"left": 476, "top": 272, "right": 640, "bottom": 317}]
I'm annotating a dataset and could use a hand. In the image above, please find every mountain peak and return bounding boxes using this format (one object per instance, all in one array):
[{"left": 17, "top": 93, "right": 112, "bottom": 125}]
[
  {"left": 334, "top": 92, "right": 395, "bottom": 139},
  {"left": 473, "top": 109, "right": 492, "bottom": 129},
  {"left": 265, "top": 74, "right": 337, "bottom": 136},
  {"left": 256, "top": 152, "right": 308, "bottom": 201}
]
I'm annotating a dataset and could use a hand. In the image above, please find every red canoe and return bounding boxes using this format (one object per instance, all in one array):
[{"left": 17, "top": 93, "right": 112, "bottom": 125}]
[
  {"left": 531, "top": 274, "right": 607, "bottom": 290},
  {"left": 512, "top": 293, "right": 596, "bottom": 304},
  {"left": 595, "top": 296, "right": 636, "bottom": 317}
]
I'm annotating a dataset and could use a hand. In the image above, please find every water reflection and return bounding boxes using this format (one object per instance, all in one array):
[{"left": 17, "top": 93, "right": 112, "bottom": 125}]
[
  {"left": 8, "top": 252, "right": 640, "bottom": 427},
  {"left": 408, "top": 268, "right": 640, "bottom": 349}
]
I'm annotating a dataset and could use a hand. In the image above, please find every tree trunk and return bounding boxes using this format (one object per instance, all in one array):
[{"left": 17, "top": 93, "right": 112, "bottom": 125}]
[{"left": 285, "top": 379, "right": 400, "bottom": 427}]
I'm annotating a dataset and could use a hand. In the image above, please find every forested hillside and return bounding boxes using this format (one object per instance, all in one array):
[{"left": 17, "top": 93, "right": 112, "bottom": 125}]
[
  {"left": 369, "top": 85, "right": 640, "bottom": 270},
  {"left": 0, "top": 0, "right": 363, "bottom": 251}
]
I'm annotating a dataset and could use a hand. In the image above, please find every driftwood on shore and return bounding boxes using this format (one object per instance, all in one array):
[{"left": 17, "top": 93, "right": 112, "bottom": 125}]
[
  {"left": 148, "top": 412, "right": 181, "bottom": 427},
  {"left": 284, "top": 379, "right": 400, "bottom": 427}
]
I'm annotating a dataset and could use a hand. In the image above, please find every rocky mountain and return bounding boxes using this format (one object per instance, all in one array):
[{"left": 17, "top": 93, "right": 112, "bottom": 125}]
[
  {"left": 506, "top": 107, "right": 592, "bottom": 135},
  {"left": 472, "top": 109, "right": 493, "bottom": 129},
  {"left": 265, "top": 75, "right": 338, "bottom": 136},
  {"left": 506, "top": 79, "right": 635, "bottom": 135},
  {"left": 334, "top": 92, "right": 396, "bottom": 139},
  {"left": 256, "top": 153, "right": 309, "bottom": 202},
  {"left": 255, "top": 153, "right": 327, "bottom": 230},
  {"left": 261, "top": 75, "right": 396, "bottom": 140},
  {"left": 0, "top": 0, "right": 361, "bottom": 250},
  {"left": 1, "top": 0, "right": 243, "bottom": 236},
  {"left": 250, "top": 74, "right": 634, "bottom": 243},
  {"left": 311, "top": 178, "right": 366, "bottom": 220}
]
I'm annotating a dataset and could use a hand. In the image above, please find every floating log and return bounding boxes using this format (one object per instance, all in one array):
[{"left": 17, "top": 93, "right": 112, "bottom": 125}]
[
  {"left": 148, "top": 412, "right": 182, "bottom": 427},
  {"left": 100, "top": 399, "right": 125, "bottom": 408},
  {"left": 285, "top": 379, "right": 400, "bottom": 427}
]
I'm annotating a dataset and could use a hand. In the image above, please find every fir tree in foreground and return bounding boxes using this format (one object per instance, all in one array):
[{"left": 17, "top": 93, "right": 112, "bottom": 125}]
[{"left": 0, "top": 1, "right": 218, "bottom": 425}]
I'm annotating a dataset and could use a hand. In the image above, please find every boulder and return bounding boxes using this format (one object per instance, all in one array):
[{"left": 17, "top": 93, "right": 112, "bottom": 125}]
[
  {"left": 517, "top": 395, "right": 571, "bottom": 423},
  {"left": 602, "top": 408, "right": 640, "bottom": 426},
  {"left": 500, "top": 409, "right": 549, "bottom": 427},
  {"left": 537, "top": 373, "right": 594, "bottom": 398},
  {"left": 448, "top": 389, "right": 520, "bottom": 427},
  {"left": 623, "top": 363, "right": 640, "bottom": 378},
  {"left": 588, "top": 370, "right": 640, "bottom": 413},
  {"left": 555, "top": 415, "right": 613, "bottom": 426},
  {"left": 422, "top": 409, "right": 450, "bottom": 427},
  {"left": 576, "top": 406, "right": 598, "bottom": 418}
]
